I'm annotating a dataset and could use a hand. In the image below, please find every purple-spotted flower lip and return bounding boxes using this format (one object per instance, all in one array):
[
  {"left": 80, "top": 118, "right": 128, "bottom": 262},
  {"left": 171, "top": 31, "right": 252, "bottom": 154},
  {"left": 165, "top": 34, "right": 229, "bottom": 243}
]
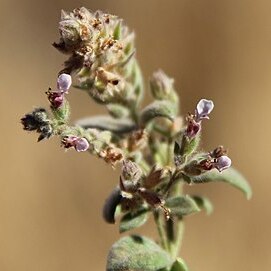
[
  {"left": 195, "top": 99, "right": 214, "bottom": 122},
  {"left": 57, "top": 73, "right": 72, "bottom": 93},
  {"left": 214, "top": 155, "right": 232, "bottom": 172}
]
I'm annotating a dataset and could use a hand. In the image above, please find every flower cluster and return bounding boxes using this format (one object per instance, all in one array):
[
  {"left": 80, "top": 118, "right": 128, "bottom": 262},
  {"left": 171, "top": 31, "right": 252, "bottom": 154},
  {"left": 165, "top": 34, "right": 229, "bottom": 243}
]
[{"left": 53, "top": 7, "right": 141, "bottom": 114}]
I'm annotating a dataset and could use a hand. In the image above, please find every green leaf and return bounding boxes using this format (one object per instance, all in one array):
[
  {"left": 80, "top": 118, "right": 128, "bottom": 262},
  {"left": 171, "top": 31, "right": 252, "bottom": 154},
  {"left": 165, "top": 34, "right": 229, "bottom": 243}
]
[
  {"left": 185, "top": 167, "right": 252, "bottom": 199},
  {"left": 171, "top": 258, "right": 189, "bottom": 271},
  {"left": 106, "top": 235, "right": 172, "bottom": 271},
  {"left": 165, "top": 196, "right": 200, "bottom": 218},
  {"left": 140, "top": 101, "right": 177, "bottom": 126},
  {"left": 192, "top": 195, "right": 214, "bottom": 215},
  {"left": 75, "top": 115, "right": 136, "bottom": 134},
  {"left": 119, "top": 208, "right": 149, "bottom": 233},
  {"left": 107, "top": 104, "right": 130, "bottom": 118}
]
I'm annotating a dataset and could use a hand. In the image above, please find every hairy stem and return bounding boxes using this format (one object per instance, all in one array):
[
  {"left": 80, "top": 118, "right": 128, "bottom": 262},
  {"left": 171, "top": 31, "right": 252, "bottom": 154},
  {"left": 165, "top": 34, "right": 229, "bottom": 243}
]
[
  {"left": 165, "top": 180, "right": 185, "bottom": 258},
  {"left": 153, "top": 211, "right": 169, "bottom": 252},
  {"left": 172, "top": 218, "right": 185, "bottom": 258}
]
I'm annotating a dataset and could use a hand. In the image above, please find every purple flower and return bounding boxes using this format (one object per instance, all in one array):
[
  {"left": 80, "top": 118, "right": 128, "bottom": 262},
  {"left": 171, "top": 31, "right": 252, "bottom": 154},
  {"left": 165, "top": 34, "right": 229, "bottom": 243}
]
[
  {"left": 57, "top": 73, "right": 72, "bottom": 92},
  {"left": 195, "top": 99, "right": 214, "bottom": 122},
  {"left": 62, "top": 136, "right": 89, "bottom": 152},
  {"left": 214, "top": 156, "right": 232, "bottom": 172},
  {"left": 74, "top": 137, "right": 89, "bottom": 152}
]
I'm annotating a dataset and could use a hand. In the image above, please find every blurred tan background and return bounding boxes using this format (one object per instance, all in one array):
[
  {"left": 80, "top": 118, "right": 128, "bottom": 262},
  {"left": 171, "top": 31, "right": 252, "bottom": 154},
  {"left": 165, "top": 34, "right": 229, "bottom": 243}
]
[{"left": 1, "top": 0, "right": 270, "bottom": 270}]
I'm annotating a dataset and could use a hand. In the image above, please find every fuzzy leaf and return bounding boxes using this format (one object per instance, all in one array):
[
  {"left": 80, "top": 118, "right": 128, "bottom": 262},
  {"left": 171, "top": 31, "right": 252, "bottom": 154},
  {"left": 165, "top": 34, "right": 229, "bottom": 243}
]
[
  {"left": 165, "top": 196, "right": 200, "bottom": 217},
  {"left": 119, "top": 207, "right": 149, "bottom": 233},
  {"left": 103, "top": 187, "right": 122, "bottom": 224},
  {"left": 192, "top": 195, "right": 214, "bottom": 215},
  {"left": 107, "top": 104, "right": 129, "bottom": 118},
  {"left": 140, "top": 101, "right": 176, "bottom": 126},
  {"left": 185, "top": 167, "right": 252, "bottom": 199},
  {"left": 75, "top": 115, "right": 136, "bottom": 134},
  {"left": 171, "top": 258, "right": 189, "bottom": 271},
  {"left": 106, "top": 235, "right": 172, "bottom": 271}
]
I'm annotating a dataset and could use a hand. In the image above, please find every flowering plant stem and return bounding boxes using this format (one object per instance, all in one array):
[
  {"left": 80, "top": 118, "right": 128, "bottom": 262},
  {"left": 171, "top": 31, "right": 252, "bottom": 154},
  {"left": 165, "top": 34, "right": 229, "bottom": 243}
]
[{"left": 21, "top": 7, "right": 252, "bottom": 271}]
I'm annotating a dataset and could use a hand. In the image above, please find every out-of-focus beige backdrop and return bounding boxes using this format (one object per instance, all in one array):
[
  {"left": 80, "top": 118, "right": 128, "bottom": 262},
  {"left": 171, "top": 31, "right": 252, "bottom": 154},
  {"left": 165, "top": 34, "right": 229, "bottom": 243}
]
[{"left": 1, "top": 0, "right": 270, "bottom": 270}]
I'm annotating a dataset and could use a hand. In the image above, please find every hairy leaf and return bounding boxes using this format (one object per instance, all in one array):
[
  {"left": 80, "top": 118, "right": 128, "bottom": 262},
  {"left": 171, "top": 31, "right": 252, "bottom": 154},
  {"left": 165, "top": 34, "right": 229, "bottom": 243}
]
[
  {"left": 75, "top": 115, "right": 136, "bottom": 134},
  {"left": 165, "top": 196, "right": 200, "bottom": 218},
  {"left": 185, "top": 167, "right": 252, "bottom": 199},
  {"left": 192, "top": 195, "right": 214, "bottom": 215},
  {"left": 140, "top": 101, "right": 176, "bottom": 126},
  {"left": 107, "top": 104, "right": 130, "bottom": 118},
  {"left": 106, "top": 235, "right": 172, "bottom": 271},
  {"left": 119, "top": 207, "right": 149, "bottom": 233}
]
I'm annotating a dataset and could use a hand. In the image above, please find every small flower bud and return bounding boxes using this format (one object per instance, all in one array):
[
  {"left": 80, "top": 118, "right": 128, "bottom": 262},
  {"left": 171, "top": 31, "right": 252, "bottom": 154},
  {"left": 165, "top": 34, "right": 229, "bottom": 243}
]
[
  {"left": 195, "top": 99, "right": 214, "bottom": 121},
  {"left": 150, "top": 70, "right": 174, "bottom": 100},
  {"left": 214, "top": 156, "right": 232, "bottom": 172},
  {"left": 119, "top": 161, "right": 141, "bottom": 194},
  {"left": 62, "top": 136, "right": 89, "bottom": 152},
  {"left": 57, "top": 73, "right": 72, "bottom": 92},
  {"left": 46, "top": 90, "right": 64, "bottom": 108},
  {"left": 121, "top": 160, "right": 142, "bottom": 182},
  {"left": 59, "top": 19, "right": 81, "bottom": 45}
]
